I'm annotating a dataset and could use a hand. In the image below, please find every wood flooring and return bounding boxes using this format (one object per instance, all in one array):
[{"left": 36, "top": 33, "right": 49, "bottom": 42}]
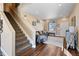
[
  {"left": 68, "top": 48, "right": 79, "bottom": 56},
  {"left": 17, "top": 43, "right": 64, "bottom": 56}
]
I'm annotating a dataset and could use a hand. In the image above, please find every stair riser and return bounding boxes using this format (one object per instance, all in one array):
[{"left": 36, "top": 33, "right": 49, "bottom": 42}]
[
  {"left": 14, "top": 28, "right": 22, "bottom": 31},
  {"left": 16, "top": 30, "right": 22, "bottom": 33},
  {"left": 16, "top": 40, "right": 29, "bottom": 46},
  {"left": 16, "top": 34, "right": 25, "bottom": 37},
  {"left": 16, "top": 41, "right": 30, "bottom": 48},
  {"left": 16, "top": 35, "right": 27, "bottom": 38},
  {"left": 16, "top": 45, "right": 32, "bottom": 54},
  {"left": 16, "top": 37, "right": 27, "bottom": 42}
]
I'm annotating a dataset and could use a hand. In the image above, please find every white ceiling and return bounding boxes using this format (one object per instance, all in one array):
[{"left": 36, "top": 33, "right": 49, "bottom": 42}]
[{"left": 20, "top": 3, "right": 75, "bottom": 20}]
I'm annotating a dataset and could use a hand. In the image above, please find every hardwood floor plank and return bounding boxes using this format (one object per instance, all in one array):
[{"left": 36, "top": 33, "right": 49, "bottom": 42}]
[
  {"left": 21, "top": 43, "right": 44, "bottom": 56},
  {"left": 19, "top": 43, "right": 64, "bottom": 56},
  {"left": 68, "top": 49, "right": 79, "bottom": 56},
  {"left": 38, "top": 44, "right": 62, "bottom": 56},
  {"left": 16, "top": 43, "right": 79, "bottom": 56},
  {"left": 31, "top": 44, "right": 46, "bottom": 56}
]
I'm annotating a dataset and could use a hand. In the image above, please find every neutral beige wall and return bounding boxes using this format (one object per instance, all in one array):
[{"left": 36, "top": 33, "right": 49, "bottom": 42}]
[
  {"left": 69, "top": 4, "right": 79, "bottom": 27},
  {"left": 43, "top": 20, "right": 50, "bottom": 31},
  {"left": 56, "top": 17, "right": 69, "bottom": 36},
  {"left": 24, "top": 14, "right": 44, "bottom": 31},
  {"left": 0, "top": 3, "right": 3, "bottom": 11},
  {"left": 69, "top": 4, "right": 79, "bottom": 50},
  {"left": 43, "top": 17, "right": 69, "bottom": 36},
  {"left": 18, "top": 4, "right": 44, "bottom": 31}
]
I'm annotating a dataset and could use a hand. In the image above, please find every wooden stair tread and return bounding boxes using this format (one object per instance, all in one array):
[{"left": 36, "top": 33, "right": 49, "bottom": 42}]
[
  {"left": 16, "top": 33, "right": 25, "bottom": 37},
  {"left": 16, "top": 39, "right": 29, "bottom": 47},
  {"left": 16, "top": 43, "right": 32, "bottom": 54},
  {"left": 16, "top": 36, "right": 27, "bottom": 41}
]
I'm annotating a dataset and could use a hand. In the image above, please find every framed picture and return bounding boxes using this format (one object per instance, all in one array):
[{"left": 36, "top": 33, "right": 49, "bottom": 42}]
[
  {"left": 48, "top": 22, "right": 56, "bottom": 31},
  {"left": 32, "top": 21, "right": 36, "bottom": 26},
  {"left": 37, "top": 20, "right": 40, "bottom": 23},
  {"left": 71, "top": 16, "right": 76, "bottom": 26}
]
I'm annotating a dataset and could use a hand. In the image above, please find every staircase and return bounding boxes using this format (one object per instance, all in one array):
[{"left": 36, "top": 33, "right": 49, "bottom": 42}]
[{"left": 4, "top": 11, "right": 32, "bottom": 56}]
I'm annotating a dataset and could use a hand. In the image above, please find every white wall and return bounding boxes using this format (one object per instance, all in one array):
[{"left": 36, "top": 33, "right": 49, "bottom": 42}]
[
  {"left": 33, "top": 20, "right": 44, "bottom": 31},
  {"left": 1, "top": 12, "right": 15, "bottom": 56},
  {"left": 24, "top": 13, "right": 44, "bottom": 31},
  {"left": 18, "top": 4, "right": 44, "bottom": 31},
  {"left": 0, "top": 3, "right": 3, "bottom": 11}
]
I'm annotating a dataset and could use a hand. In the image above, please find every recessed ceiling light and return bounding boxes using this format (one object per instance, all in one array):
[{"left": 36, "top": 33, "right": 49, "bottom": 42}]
[{"left": 58, "top": 4, "right": 62, "bottom": 7}]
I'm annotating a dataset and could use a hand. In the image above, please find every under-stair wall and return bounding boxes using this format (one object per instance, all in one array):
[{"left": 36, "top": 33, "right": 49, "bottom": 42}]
[{"left": 0, "top": 11, "right": 15, "bottom": 56}]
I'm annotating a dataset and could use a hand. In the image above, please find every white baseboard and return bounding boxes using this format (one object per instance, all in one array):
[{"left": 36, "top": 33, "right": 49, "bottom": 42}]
[
  {"left": 1, "top": 47, "right": 8, "bottom": 56},
  {"left": 64, "top": 48, "right": 72, "bottom": 56},
  {"left": 77, "top": 47, "right": 79, "bottom": 52},
  {"left": 32, "top": 44, "right": 36, "bottom": 48}
]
